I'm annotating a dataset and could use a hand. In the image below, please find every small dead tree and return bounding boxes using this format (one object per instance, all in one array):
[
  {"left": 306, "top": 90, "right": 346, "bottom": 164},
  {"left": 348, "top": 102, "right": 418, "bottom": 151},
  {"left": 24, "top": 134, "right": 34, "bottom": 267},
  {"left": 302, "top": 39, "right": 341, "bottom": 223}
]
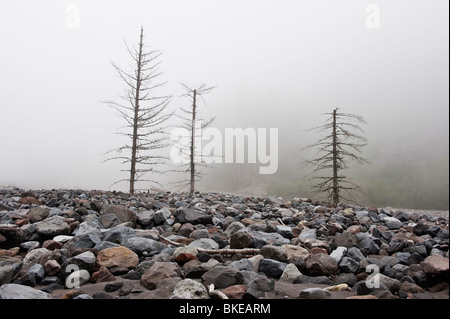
[
  {"left": 172, "top": 83, "right": 216, "bottom": 195},
  {"left": 103, "top": 26, "right": 172, "bottom": 195},
  {"left": 303, "top": 108, "right": 368, "bottom": 205}
]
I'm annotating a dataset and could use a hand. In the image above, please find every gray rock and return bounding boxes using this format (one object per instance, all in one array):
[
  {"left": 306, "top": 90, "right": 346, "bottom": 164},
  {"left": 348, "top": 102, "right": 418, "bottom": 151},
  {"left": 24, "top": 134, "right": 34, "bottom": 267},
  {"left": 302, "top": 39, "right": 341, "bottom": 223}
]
[
  {"left": 330, "top": 246, "right": 347, "bottom": 263},
  {"left": 62, "top": 251, "right": 96, "bottom": 274},
  {"left": 378, "top": 273, "right": 401, "bottom": 293},
  {"left": 259, "top": 258, "right": 287, "bottom": 278},
  {"left": 279, "top": 263, "right": 302, "bottom": 283},
  {"left": 224, "top": 221, "right": 245, "bottom": 237},
  {"left": 293, "top": 275, "right": 333, "bottom": 285},
  {"left": 384, "top": 217, "right": 403, "bottom": 230},
  {"left": 102, "top": 225, "right": 136, "bottom": 245},
  {"left": 190, "top": 229, "right": 209, "bottom": 239},
  {"left": 153, "top": 208, "right": 172, "bottom": 225},
  {"left": 27, "top": 263, "right": 45, "bottom": 286},
  {"left": 175, "top": 208, "right": 212, "bottom": 225},
  {"left": 72, "top": 220, "right": 102, "bottom": 237},
  {"left": 241, "top": 270, "right": 275, "bottom": 299},
  {"left": 260, "top": 245, "right": 288, "bottom": 262},
  {"left": 346, "top": 247, "right": 366, "bottom": 262},
  {"left": 23, "top": 248, "right": 51, "bottom": 269},
  {"left": 230, "top": 258, "right": 255, "bottom": 271},
  {"left": 170, "top": 278, "right": 210, "bottom": 299},
  {"left": 19, "top": 241, "right": 40, "bottom": 252},
  {"left": 136, "top": 210, "right": 154, "bottom": 226},
  {"left": 0, "top": 256, "right": 23, "bottom": 285},
  {"left": 201, "top": 266, "right": 244, "bottom": 289},
  {"left": 73, "top": 294, "right": 93, "bottom": 299},
  {"left": 276, "top": 225, "right": 293, "bottom": 239},
  {"left": 36, "top": 216, "right": 71, "bottom": 237},
  {"left": 188, "top": 238, "right": 219, "bottom": 250},
  {"left": 99, "top": 213, "right": 121, "bottom": 228},
  {"left": 299, "top": 287, "right": 331, "bottom": 299},
  {"left": 125, "top": 237, "right": 166, "bottom": 255},
  {"left": 298, "top": 228, "right": 316, "bottom": 240},
  {"left": 339, "top": 256, "right": 359, "bottom": 273},
  {"left": 63, "top": 233, "right": 101, "bottom": 249},
  {"left": 0, "top": 283, "right": 51, "bottom": 299},
  {"left": 357, "top": 233, "right": 380, "bottom": 255}
]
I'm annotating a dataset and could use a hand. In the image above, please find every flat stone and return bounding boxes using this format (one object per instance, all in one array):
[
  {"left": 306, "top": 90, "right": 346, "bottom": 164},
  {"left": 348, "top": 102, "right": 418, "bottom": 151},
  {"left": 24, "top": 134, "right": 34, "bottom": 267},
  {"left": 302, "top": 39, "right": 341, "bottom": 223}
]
[{"left": 0, "top": 283, "right": 51, "bottom": 299}]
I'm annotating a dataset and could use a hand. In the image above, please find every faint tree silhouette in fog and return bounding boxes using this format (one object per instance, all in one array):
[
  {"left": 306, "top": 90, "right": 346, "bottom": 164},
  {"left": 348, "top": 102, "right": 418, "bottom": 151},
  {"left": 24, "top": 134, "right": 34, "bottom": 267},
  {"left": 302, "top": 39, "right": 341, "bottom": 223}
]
[
  {"left": 303, "top": 108, "right": 369, "bottom": 205},
  {"left": 172, "top": 83, "right": 216, "bottom": 195}
]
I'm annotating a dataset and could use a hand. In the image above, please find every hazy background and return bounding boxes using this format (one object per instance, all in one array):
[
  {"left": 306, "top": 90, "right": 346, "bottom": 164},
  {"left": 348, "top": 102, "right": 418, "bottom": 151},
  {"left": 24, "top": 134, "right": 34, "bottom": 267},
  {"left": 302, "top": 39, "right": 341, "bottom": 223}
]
[{"left": 0, "top": 0, "right": 448, "bottom": 209}]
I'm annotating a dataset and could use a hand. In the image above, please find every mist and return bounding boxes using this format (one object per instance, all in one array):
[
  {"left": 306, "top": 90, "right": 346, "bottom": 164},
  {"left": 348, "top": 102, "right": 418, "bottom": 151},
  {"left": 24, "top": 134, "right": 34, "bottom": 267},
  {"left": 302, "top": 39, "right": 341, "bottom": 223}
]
[{"left": 0, "top": 0, "right": 448, "bottom": 209}]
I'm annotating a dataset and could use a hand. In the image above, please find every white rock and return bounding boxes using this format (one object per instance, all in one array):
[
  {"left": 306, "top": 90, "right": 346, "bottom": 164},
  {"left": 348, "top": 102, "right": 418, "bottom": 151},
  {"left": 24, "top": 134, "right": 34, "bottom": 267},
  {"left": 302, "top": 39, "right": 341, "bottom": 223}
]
[
  {"left": 0, "top": 283, "right": 51, "bottom": 299},
  {"left": 170, "top": 278, "right": 210, "bottom": 299}
]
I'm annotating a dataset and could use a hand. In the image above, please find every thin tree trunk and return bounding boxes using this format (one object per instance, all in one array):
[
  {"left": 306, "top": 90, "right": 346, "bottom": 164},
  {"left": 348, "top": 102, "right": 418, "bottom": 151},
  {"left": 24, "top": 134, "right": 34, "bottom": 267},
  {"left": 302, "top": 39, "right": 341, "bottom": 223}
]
[
  {"left": 332, "top": 108, "right": 339, "bottom": 205},
  {"left": 129, "top": 27, "right": 144, "bottom": 196},
  {"left": 189, "top": 89, "right": 197, "bottom": 195}
]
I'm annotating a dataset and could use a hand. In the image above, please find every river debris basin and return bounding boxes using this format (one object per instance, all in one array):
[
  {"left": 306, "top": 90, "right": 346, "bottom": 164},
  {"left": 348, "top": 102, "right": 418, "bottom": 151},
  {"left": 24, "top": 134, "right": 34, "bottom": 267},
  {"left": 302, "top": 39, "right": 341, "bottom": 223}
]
[{"left": 0, "top": 188, "right": 448, "bottom": 299}]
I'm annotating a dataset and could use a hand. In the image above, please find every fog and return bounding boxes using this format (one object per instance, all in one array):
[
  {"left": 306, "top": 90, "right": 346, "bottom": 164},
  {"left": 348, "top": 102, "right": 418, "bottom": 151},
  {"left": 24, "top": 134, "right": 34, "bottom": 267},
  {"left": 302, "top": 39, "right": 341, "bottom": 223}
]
[{"left": 0, "top": 1, "right": 448, "bottom": 209}]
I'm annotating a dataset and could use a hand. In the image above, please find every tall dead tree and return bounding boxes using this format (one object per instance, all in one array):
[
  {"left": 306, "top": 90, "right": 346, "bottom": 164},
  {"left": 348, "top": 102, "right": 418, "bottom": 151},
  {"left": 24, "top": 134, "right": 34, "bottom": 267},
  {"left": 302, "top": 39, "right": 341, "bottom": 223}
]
[
  {"left": 173, "top": 83, "right": 215, "bottom": 195},
  {"left": 303, "top": 108, "right": 368, "bottom": 205},
  {"left": 103, "top": 26, "right": 172, "bottom": 195}
]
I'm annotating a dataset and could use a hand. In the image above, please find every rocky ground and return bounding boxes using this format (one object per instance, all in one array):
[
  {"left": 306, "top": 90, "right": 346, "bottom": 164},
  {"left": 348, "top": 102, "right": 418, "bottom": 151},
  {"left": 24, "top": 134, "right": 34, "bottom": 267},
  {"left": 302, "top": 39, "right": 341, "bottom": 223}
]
[{"left": 0, "top": 188, "right": 448, "bottom": 299}]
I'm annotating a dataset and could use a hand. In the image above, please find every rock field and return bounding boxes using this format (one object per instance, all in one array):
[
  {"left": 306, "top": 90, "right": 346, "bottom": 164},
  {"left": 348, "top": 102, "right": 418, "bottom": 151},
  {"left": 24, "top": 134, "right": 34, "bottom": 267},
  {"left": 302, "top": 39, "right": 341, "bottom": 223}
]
[{"left": 0, "top": 188, "right": 448, "bottom": 299}]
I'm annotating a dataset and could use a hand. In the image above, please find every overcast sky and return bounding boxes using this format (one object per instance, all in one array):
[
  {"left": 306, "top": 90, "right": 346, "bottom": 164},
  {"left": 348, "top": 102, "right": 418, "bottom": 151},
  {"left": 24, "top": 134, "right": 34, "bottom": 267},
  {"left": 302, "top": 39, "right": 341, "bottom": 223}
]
[{"left": 0, "top": 0, "right": 448, "bottom": 192}]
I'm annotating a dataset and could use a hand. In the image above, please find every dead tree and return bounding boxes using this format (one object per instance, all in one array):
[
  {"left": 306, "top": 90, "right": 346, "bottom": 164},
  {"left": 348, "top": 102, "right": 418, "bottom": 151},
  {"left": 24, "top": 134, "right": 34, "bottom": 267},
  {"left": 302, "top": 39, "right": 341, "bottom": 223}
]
[
  {"left": 103, "top": 26, "right": 172, "bottom": 195},
  {"left": 173, "top": 83, "right": 216, "bottom": 195},
  {"left": 303, "top": 108, "right": 368, "bottom": 205}
]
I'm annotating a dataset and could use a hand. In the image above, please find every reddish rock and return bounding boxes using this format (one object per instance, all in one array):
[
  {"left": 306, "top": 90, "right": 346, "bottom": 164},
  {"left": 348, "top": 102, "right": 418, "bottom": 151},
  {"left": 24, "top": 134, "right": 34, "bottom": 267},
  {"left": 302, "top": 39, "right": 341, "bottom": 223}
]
[
  {"left": 42, "top": 240, "right": 63, "bottom": 251},
  {"left": 305, "top": 253, "right": 339, "bottom": 276},
  {"left": 18, "top": 197, "right": 42, "bottom": 205},
  {"left": 347, "top": 225, "right": 361, "bottom": 234},
  {"left": 25, "top": 207, "right": 49, "bottom": 223},
  {"left": 310, "top": 247, "right": 328, "bottom": 255},
  {"left": 221, "top": 284, "right": 248, "bottom": 299},
  {"left": 96, "top": 246, "right": 139, "bottom": 270},
  {"left": 0, "top": 248, "right": 20, "bottom": 257},
  {"left": 174, "top": 253, "right": 197, "bottom": 264},
  {"left": 44, "top": 259, "right": 61, "bottom": 276},
  {"left": 15, "top": 219, "right": 29, "bottom": 227},
  {"left": 400, "top": 281, "right": 424, "bottom": 294},
  {"left": 91, "top": 266, "right": 115, "bottom": 283},
  {"left": 420, "top": 255, "right": 449, "bottom": 274}
]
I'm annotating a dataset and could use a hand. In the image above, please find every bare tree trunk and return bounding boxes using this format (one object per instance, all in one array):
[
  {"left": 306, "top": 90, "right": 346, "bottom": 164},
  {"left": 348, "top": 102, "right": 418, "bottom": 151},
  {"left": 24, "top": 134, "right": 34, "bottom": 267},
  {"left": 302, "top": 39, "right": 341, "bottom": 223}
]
[
  {"left": 103, "top": 26, "right": 172, "bottom": 194},
  {"left": 129, "top": 27, "right": 144, "bottom": 196},
  {"left": 332, "top": 108, "right": 339, "bottom": 205},
  {"left": 190, "top": 89, "right": 197, "bottom": 195},
  {"left": 302, "top": 108, "right": 368, "bottom": 205}
]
